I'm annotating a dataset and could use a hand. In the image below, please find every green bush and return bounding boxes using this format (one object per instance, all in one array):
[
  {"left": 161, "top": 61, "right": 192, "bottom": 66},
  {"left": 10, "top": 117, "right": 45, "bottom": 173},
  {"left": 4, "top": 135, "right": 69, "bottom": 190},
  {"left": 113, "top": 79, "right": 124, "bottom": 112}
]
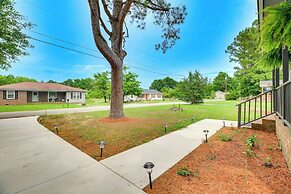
[
  {"left": 177, "top": 167, "right": 192, "bottom": 177},
  {"left": 218, "top": 133, "right": 232, "bottom": 142},
  {"left": 225, "top": 91, "right": 240, "bottom": 100},
  {"left": 245, "top": 135, "right": 259, "bottom": 148}
]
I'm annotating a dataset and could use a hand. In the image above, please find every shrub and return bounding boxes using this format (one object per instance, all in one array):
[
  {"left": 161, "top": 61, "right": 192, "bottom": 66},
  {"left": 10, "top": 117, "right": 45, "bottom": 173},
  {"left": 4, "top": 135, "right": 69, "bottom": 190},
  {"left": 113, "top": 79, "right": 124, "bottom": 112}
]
[
  {"left": 218, "top": 133, "right": 232, "bottom": 142},
  {"left": 177, "top": 167, "right": 192, "bottom": 177},
  {"left": 225, "top": 91, "right": 240, "bottom": 100},
  {"left": 245, "top": 135, "right": 259, "bottom": 148}
]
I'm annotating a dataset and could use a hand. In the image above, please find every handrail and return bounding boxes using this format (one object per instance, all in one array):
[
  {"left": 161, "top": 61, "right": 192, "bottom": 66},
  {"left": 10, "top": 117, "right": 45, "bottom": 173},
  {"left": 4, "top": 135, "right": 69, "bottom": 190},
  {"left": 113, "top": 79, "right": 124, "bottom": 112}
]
[
  {"left": 276, "top": 79, "right": 291, "bottom": 89},
  {"left": 236, "top": 90, "right": 273, "bottom": 106}
]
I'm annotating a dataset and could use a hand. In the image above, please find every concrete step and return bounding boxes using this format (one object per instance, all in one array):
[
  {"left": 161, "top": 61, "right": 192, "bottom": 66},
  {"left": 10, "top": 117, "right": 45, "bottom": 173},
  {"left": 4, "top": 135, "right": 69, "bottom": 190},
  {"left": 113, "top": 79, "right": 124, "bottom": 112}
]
[{"left": 250, "top": 114, "right": 276, "bottom": 132}]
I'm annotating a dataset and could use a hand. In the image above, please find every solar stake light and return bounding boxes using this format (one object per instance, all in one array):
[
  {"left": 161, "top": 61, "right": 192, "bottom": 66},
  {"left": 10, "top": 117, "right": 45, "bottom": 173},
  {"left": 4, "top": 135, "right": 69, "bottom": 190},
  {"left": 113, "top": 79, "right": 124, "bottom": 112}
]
[
  {"left": 98, "top": 140, "right": 106, "bottom": 157},
  {"left": 203, "top": 129, "right": 209, "bottom": 143},
  {"left": 54, "top": 125, "right": 59, "bottom": 135},
  {"left": 164, "top": 122, "right": 168, "bottom": 133},
  {"left": 223, "top": 118, "right": 225, "bottom": 127},
  {"left": 143, "top": 162, "right": 154, "bottom": 189},
  {"left": 192, "top": 116, "right": 195, "bottom": 122}
]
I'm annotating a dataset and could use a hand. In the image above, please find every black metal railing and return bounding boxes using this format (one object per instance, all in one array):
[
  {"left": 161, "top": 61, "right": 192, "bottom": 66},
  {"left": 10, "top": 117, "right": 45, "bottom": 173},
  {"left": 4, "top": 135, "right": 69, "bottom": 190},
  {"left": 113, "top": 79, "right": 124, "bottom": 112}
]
[
  {"left": 275, "top": 80, "right": 291, "bottom": 128},
  {"left": 237, "top": 90, "right": 275, "bottom": 127}
]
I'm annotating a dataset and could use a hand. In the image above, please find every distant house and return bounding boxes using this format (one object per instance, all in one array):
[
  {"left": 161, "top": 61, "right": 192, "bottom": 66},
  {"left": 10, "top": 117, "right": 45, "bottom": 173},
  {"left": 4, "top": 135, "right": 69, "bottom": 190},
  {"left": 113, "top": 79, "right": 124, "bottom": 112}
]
[
  {"left": 140, "top": 89, "right": 163, "bottom": 100},
  {"left": 215, "top": 91, "right": 227, "bottom": 100},
  {"left": 0, "top": 82, "right": 85, "bottom": 105}
]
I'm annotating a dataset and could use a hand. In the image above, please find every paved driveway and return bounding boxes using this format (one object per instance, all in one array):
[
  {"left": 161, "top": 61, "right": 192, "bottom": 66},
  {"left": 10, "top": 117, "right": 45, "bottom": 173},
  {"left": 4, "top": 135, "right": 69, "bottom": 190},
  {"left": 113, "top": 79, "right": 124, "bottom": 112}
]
[{"left": 0, "top": 117, "right": 144, "bottom": 194}]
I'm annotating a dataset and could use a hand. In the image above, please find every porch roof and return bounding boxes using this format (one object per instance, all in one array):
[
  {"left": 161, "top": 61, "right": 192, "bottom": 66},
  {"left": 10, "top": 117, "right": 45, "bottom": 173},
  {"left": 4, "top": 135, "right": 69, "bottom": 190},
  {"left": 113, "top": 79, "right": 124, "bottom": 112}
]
[{"left": 0, "top": 82, "right": 85, "bottom": 92}]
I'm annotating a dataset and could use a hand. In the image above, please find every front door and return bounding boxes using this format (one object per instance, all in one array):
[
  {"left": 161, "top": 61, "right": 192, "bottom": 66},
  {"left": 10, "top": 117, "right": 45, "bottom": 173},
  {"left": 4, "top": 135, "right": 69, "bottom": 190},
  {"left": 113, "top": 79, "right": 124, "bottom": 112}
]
[{"left": 32, "top": 91, "right": 39, "bottom": 102}]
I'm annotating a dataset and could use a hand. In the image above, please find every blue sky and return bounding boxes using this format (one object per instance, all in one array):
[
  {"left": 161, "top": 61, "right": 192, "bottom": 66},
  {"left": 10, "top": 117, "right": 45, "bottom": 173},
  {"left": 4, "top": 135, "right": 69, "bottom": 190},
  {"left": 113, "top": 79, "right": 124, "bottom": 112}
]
[{"left": 2, "top": 0, "right": 257, "bottom": 88}]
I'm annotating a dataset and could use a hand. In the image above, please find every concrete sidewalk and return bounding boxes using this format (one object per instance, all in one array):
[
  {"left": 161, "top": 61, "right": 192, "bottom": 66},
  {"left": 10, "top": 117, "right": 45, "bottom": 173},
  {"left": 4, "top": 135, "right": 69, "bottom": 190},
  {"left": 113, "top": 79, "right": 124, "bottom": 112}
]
[
  {"left": 101, "top": 119, "right": 237, "bottom": 189},
  {"left": 0, "top": 102, "right": 185, "bottom": 119},
  {"left": 0, "top": 117, "right": 144, "bottom": 194}
]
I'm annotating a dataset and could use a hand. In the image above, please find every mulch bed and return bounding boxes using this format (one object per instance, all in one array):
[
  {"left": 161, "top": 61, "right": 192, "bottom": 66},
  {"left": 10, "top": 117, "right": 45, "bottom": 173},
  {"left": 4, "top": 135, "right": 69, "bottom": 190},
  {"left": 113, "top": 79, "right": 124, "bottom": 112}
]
[{"left": 144, "top": 127, "right": 291, "bottom": 194}]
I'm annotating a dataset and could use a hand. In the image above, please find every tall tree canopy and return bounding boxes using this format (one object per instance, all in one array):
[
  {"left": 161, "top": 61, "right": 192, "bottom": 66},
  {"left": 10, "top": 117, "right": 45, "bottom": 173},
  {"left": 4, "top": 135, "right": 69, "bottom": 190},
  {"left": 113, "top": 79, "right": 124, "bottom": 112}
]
[
  {"left": 150, "top": 76, "right": 178, "bottom": 91},
  {"left": 259, "top": 2, "right": 291, "bottom": 68},
  {"left": 62, "top": 78, "right": 94, "bottom": 90},
  {"left": 212, "top": 72, "right": 232, "bottom": 92},
  {"left": 176, "top": 71, "right": 207, "bottom": 104},
  {"left": 123, "top": 66, "right": 142, "bottom": 99},
  {"left": 0, "top": 74, "right": 36, "bottom": 85},
  {"left": 88, "top": 0, "right": 187, "bottom": 118},
  {"left": 94, "top": 71, "right": 111, "bottom": 102},
  {"left": 226, "top": 21, "right": 272, "bottom": 97},
  {"left": 0, "top": 0, "right": 33, "bottom": 70}
]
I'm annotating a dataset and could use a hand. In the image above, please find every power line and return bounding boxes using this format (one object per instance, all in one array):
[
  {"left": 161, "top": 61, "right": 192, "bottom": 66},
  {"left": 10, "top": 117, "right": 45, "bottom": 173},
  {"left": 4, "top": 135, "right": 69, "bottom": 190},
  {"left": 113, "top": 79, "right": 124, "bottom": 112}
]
[
  {"left": 26, "top": 29, "right": 98, "bottom": 53},
  {"left": 28, "top": 36, "right": 180, "bottom": 77},
  {"left": 29, "top": 37, "right": 106, "bottom": 61},
  {"left": 26, "top": 29, "right": 185, "bottom": 78}
]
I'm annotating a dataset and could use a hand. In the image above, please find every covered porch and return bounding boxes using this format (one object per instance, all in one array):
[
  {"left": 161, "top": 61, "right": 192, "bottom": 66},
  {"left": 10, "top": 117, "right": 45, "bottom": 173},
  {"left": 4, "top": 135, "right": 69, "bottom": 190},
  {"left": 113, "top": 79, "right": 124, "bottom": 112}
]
[{"left": 27, "top": 91, "right": 66, "bottom": 103}]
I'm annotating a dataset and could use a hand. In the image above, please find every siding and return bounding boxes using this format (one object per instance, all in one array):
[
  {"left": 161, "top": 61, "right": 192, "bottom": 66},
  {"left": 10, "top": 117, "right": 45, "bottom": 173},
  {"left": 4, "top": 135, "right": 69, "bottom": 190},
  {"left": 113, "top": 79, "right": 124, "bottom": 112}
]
[{"left": 0, "top": 91, "right": 27, "bottom": 105}]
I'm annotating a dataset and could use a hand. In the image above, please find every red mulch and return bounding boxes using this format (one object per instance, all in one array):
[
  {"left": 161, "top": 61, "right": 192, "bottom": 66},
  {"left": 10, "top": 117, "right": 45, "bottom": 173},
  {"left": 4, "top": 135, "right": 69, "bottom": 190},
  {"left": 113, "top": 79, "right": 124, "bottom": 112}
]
[{"left": 144, "top": 127, "right": 291, "bottom": 194}]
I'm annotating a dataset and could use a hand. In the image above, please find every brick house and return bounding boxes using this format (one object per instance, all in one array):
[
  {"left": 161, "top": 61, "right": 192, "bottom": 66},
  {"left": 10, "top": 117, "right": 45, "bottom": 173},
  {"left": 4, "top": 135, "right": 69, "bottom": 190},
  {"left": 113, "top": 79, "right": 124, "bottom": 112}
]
[{"left": 0, "top": 82, "right": 85, "bottom": 105}]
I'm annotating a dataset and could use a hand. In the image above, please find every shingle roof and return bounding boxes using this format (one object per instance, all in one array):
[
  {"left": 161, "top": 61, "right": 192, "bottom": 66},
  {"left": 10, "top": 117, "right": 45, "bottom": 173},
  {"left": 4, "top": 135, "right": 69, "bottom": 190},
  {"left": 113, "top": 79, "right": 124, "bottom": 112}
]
[
  {"left": 0, "top": 82, "right": 85, "bottom": 92},
  {"left": 142, "top": 89, "right": 162, "bottom": 95}
]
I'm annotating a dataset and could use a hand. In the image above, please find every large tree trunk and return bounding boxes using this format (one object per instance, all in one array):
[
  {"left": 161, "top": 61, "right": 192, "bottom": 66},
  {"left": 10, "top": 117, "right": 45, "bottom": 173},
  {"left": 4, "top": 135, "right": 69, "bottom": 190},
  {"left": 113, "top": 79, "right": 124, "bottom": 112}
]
[{"left": 109, "top": 63, "right": 124, "bottom": 118}]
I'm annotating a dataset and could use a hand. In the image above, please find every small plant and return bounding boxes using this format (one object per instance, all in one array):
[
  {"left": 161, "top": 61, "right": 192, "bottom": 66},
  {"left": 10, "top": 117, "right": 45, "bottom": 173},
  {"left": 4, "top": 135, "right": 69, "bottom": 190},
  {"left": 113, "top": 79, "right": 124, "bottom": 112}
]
[
  {"left": 267, "top": 145, "right": 273, "bottom": 151},
  {"left": 177, "top": 167, "right": 192, "bottom": 177},
  {"left": 193, "top": 169, "right": 200, "bottom": 178},
  {"left": 245, "top": 135, "right": 259, "bottom": 149},
  {"left": 243, "top": 149, "right": 257, "bottom": 158},
  {"left": 235, "top": 129, "right": 241, "bottom": 134},
  {"left": 218, "top": 133, "right": 232, "bottom": 142},
  {"left": 207, "top": 153, "right": 217, "bottom": 160},
  {"left": 263, "top": 157, "right": 273, "bottom": 168}
]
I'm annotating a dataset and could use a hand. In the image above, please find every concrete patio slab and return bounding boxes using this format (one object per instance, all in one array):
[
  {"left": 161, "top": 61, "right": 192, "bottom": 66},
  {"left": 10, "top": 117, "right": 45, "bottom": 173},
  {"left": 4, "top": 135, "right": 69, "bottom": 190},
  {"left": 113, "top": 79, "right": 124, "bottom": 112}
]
[
  {"left": 0, "top": 117, "right": 144, "bottom": 194},
  {"left": 101, "top": 119, "right": 237, "bottom": 189}
]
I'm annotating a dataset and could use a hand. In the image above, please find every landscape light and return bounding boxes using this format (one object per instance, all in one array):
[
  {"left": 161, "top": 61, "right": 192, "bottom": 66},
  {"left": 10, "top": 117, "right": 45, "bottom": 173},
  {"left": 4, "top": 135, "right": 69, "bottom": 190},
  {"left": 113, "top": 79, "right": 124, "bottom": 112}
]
[
  {"left": 98, "top": 140, "right": 106, "bottom": 157},
  {"left": 192, "top": 116, "right": 195, "bottom": 122},
  {"left": 54, "top": 125, "right": 59, "bottom": 135},
  {"left": 164, "top": 123, "right": 168, "bottom": 133},
  {"left": 223, "top": 118, "right": 225, "bottom": 127},
  {"left": 143, "top": 162, "right": 154, "bottom": 189},
  {"left": 203, "top": 129, "right": 209, "bottom": 143}
]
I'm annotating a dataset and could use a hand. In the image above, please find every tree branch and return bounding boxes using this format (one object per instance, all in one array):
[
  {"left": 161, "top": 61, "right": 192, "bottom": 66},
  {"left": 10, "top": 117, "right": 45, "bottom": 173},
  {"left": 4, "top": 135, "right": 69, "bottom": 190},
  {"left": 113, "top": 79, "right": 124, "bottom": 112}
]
[
  {"left": 101, "top": 0, "right": 114, "bottom": 20},
  {"left": 133, "top": 0, "right": 169, "bottom": 11}
]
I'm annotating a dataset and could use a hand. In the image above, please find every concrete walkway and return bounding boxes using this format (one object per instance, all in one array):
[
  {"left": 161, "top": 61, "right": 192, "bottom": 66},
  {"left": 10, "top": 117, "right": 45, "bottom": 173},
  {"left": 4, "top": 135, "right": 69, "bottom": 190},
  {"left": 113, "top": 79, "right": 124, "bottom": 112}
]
[
  {"left": 101, "top": 119, "right": 237, "bottom": 189},
  {"left": 0, "top": 117, "right": 144, "bottom": 194},
  {"left": 0, "top": 102, "right": 185, "bottom": 119}
]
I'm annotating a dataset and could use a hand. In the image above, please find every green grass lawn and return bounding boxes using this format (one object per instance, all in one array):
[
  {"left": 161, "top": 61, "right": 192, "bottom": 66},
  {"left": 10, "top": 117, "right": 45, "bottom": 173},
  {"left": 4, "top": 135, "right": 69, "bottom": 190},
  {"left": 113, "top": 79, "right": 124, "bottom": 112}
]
[
  {"left": 0, "top": 98, "right": 182, "bottom": 112},
  {"left": 41, "top": 100, "right": 238, "bottom": 160},
  {"left": 0, "top": 103, "right": 81, "bottom": 112}
]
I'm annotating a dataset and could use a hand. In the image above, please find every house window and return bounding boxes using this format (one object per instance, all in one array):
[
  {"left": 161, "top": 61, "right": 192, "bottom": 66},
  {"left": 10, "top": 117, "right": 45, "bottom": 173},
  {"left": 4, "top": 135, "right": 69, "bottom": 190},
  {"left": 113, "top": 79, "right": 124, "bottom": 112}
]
[
  {"left": 151, "top": 94, "right": 155, "bottom": 98},
  {"left": 71, "top": 92, "right": 82, "bottom": 99},
  {"left": 7, "top": 91, "right": 15, "bottom": 99},
  {"left": 157, "top": 94, "right": 162, "bottom": 98}
]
